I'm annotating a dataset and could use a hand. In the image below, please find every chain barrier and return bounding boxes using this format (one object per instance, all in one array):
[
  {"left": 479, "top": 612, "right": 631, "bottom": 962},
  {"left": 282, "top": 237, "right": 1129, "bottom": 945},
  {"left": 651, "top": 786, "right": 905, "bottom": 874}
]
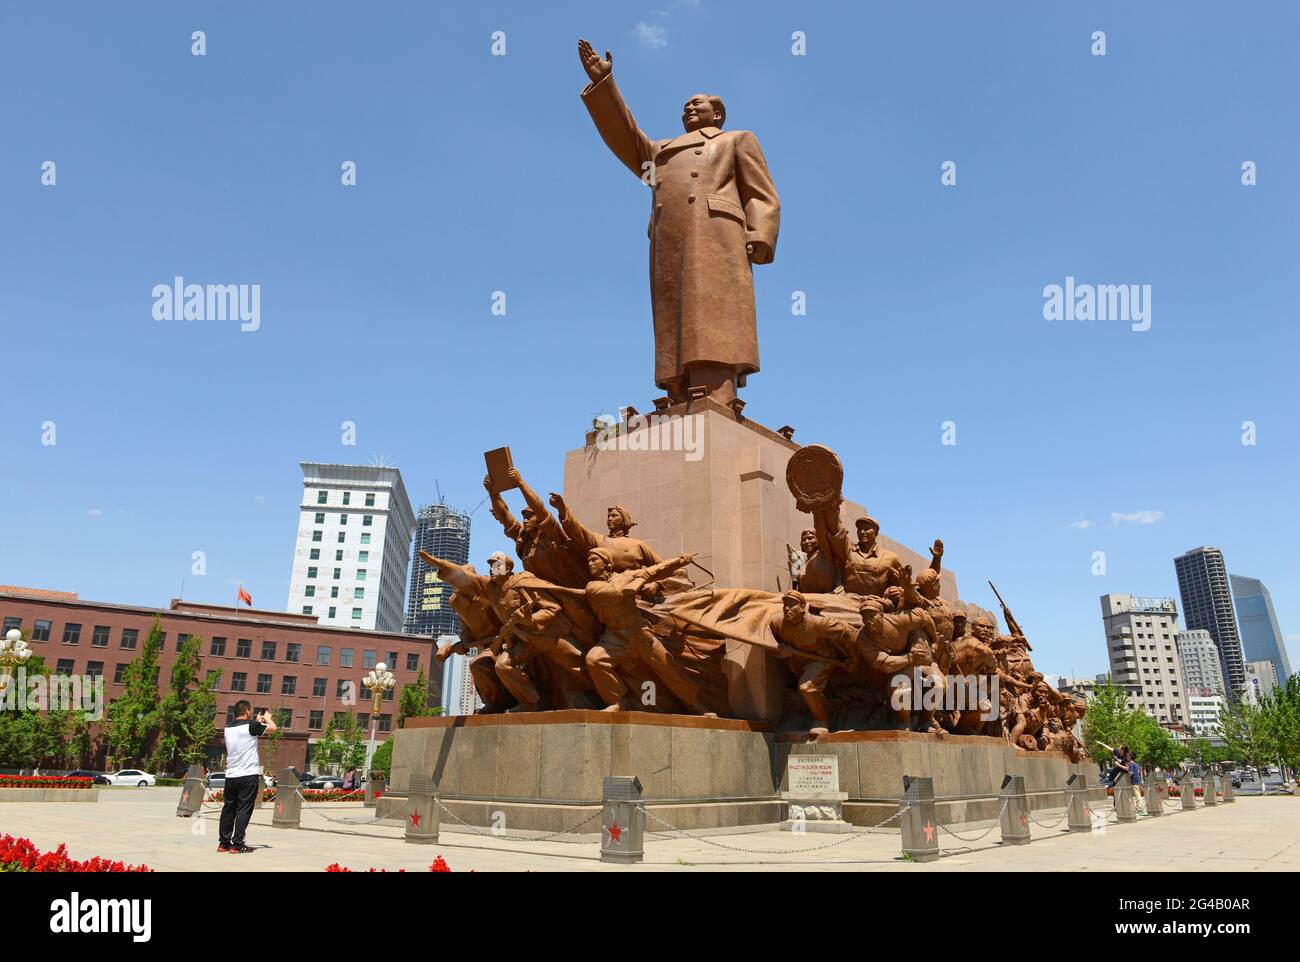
[
  {"left": 434, "top": 797, "right": 605, "bottom": 842},
  {"left": 935, "top": 797, "right": 1008, "bottom": 843},
  {"left": 1025, "top": 806, "right": 1069, "bottom": 829},
  {"left": 292, "top": 788, "right": 391, "bottom": 827},
  {"left": 638, "top": 803, "right": 910, "bottom": 856}
]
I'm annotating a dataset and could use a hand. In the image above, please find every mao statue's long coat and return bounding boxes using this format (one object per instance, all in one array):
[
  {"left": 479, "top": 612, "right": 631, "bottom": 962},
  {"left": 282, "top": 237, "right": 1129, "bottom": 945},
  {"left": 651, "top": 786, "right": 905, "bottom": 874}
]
[{"left": 581, "top": 74, "right": 780, "bottom": 391}]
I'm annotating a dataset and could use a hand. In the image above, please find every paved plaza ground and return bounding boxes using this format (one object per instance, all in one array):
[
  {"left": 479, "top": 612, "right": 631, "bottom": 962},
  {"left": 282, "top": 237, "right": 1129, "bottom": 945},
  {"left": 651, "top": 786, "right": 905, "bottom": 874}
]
[{"left": 3, "top": 788, "right": 1297, "bottom": 872}]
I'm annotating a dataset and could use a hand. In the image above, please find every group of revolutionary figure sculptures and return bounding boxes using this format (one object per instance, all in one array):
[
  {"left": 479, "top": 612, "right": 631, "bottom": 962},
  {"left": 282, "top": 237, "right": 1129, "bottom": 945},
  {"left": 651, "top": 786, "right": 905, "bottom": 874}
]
[
  {"left": 428, "top": 449, "right": 1087, "bottom": 759},
  {"left": 422, "top": 40, "right": 1085, "bottom": 758}
]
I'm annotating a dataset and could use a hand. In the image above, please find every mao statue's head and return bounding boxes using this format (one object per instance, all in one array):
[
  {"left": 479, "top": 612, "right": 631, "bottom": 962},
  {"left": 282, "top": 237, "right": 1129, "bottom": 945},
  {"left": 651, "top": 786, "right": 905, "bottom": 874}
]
[
  {"left": 799, "top": 529, "right": 818, "bottom": 555},
  {"left": 682, "top": 93, "right": 725, "bottom": 132},
  {"left": 488, "top": 551, "right": 514, "bottom": 580}
]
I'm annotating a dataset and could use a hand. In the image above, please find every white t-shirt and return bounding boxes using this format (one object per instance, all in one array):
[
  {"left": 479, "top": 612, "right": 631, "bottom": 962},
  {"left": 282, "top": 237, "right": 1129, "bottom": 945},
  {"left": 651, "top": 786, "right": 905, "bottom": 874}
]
[{"left": 223, "top": 718, "right": 267, "bottom": 778}]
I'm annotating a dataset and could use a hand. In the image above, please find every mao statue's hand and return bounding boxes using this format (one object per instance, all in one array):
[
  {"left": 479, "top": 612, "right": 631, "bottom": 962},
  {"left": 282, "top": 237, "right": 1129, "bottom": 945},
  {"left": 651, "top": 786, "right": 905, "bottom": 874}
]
[
  {"left": 746, "top": 241, "right": 772, "bottom": 264},
  {"left": 506, "top": 466, "right": 522, "bottom": 486},
  {"left": 578, "top": 38, "right": 612, "bottom": 84},
  {"left": 548, "top": 492, "right": 566, "bottom": 511},
  {"left": 483, "top": 474, "right": 494, "bottom": 493},
  {"left": 930, "top": 539, "right": 944, "bottom": 560}
]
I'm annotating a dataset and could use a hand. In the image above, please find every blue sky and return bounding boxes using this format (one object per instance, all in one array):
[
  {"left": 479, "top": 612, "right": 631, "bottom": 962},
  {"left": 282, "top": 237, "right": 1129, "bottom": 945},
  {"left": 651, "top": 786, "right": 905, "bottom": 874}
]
[{"left": 2, "top": 0, "right": 1297, "bottom": 679}]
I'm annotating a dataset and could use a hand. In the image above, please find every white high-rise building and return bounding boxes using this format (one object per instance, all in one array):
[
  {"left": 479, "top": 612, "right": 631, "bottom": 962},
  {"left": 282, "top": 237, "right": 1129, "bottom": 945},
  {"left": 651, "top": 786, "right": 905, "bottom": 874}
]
[
  {"left": 286, "top": 463, "right": 415, "bottom": 632},
  {"left": 1185, "top": 688, "right": 1225, "bottom": 737},
  {"left": 1243, "top": 660, "right": 1279, "bottom": 706},
  {"left": 1100, "top": 594, "right": 1189, "bottom": 728},
  {"left": 440, "top": 644, "right": 482, "bottom": 716},
  {"left": 1176, "top": 629, "right": 1225, "bottom": 694}
]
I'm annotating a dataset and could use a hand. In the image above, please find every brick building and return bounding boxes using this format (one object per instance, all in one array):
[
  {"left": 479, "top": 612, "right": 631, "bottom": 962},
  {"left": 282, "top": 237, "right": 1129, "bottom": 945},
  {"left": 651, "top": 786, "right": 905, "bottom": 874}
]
[{"left": 0, "top": 587, "right": 437, "bottom": 773}]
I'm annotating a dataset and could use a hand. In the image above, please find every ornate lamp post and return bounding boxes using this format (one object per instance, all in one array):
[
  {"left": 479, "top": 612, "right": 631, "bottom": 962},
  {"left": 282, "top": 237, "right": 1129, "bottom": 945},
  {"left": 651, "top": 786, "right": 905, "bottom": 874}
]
[
  {"left": 361, "top": 662, "right": 396, "bottom": 780},
  {"left": 0, "top": 628, "right": 32, "bottom": 696}
]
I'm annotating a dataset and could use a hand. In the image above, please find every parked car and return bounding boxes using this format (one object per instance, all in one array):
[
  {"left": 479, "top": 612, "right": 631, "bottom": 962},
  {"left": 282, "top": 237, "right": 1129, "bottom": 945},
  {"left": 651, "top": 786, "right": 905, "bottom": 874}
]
[
  {"left": 305, "top": 774, "right": 345, "bottom": 790},
  {"left": 66, "top": 770, "right": 112, "bottom": 786},
  {"left": 107, "top": 769, "right": 156, "bottom": 787},
  {"left": 206, "top": 771, "right": 226, "bottom": 789},
  {"left": 1231, "top": 772, "right": 1242, "bottom": 788}
]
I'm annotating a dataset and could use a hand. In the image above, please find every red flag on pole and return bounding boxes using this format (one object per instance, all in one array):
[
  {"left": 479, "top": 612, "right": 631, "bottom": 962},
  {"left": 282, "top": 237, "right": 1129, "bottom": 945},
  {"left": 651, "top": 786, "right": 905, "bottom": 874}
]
[{"left": 237, "top": 586, "right": 253, "bottom": 607}]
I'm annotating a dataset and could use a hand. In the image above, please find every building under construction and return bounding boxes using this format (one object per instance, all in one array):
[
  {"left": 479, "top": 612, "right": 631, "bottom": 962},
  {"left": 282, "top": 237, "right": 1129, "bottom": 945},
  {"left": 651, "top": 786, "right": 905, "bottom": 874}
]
[{"left": 403, "top": 502, "right": 471, "bottom": 641}]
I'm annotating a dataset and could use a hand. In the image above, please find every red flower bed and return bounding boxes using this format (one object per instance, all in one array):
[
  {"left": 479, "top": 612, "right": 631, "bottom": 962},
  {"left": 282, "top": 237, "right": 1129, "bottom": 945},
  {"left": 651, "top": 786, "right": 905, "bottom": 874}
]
[
  {"left": 326, "top": 855, "right": 450, "bottom": 873},
  {"left": 0, "top": 834, "right": 151, "bottom": 872},
  {"left": 205, "top": 787, "right": 365, "bottom": 804},
  {"left": 0, "top": 775, "right": 94, "bottom": 790}
]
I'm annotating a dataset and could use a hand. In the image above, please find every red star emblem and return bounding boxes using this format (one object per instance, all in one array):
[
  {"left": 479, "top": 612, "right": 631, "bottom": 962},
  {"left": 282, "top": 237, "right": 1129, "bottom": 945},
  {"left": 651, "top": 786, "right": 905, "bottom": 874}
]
[
  {"left": 1083, "top": 807, "right": 1090, "bottom": 817},
  {"left": 1019, "top": 813, "right": 1028, "bottom": 828},
  {"left": 276, "top": 802, "right": 284, "bottom": 815},
  {"left": 606, "top": 820, "right": 623, "bottom": 844},
  {"left": 181, "top": 791, "right": 190, "bottom": 804},
  {"left": 410, "top": 811, "right": 422, "bottom": 827},
  {"left": 923, "top": 821, "right": 935, "bottom": 843}
]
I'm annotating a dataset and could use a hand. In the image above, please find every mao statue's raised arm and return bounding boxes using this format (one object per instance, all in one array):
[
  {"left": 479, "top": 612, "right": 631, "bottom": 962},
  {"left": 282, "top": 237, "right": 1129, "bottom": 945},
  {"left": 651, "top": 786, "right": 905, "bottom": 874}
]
[{"left": 577, "top": 37, "right": 780, "bottom": 405}]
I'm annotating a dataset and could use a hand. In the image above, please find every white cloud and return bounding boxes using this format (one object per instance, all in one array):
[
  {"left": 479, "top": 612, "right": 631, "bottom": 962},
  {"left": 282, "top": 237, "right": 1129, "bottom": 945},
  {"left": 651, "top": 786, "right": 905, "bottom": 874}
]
[
  {"left": 634, "top": 21, "right": 668, "bottom": 48},
  {"left": 1068, "top": 518, "right": 1093, "bottom": 529},
  {"left": 255, "top": 495, "right": 266, "bottom": 504},
  {"left": 1110, "top": 510, "right": 1165, "bottom": 526},
  {"left": 86, "top": 508, "right": 103, "bottom": 518}
]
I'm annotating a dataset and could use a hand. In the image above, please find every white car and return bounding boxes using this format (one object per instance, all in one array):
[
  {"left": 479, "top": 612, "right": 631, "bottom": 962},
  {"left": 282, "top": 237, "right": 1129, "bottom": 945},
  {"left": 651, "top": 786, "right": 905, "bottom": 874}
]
[{"left": 107, "top": 769, "right": 156, "bottom": 787}]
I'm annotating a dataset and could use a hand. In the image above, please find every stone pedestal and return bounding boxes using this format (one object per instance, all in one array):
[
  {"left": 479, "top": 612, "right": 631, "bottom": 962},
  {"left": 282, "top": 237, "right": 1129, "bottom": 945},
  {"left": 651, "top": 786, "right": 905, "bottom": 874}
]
[
  {"left": 562, "top": 401, "right": 967, "bottom": 722},
  {"left": 779, "top": 754, "right": 851, "bottom": 833},
  {"left": 384, "top": 715, "right": 1101, "bottom": 837}
]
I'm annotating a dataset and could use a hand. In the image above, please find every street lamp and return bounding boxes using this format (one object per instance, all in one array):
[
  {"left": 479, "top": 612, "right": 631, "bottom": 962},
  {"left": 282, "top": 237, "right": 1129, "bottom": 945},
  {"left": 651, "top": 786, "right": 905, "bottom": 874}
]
[
  {"left": 0, "top": 628, "right": 32, "bottom": 695},
  {"left": 361, "top": 662, "right": 397, "bottom": 781}
]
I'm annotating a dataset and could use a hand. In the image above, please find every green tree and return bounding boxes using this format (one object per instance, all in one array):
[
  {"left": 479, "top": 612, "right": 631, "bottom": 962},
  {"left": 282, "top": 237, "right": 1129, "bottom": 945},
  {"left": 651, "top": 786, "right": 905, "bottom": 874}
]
[
  {"left": 0, "top": 650, "right": 84, "bottom": 770},
  {"left": 339, "top": 711, "right": 367, "bottom": 772},
  {"left": 371, "top": 738, "right": 393, "bottom": 780},
  {"left": 1081, "top": 676, "right": 1133, "bottom": 765},
  {"left": 1217, "top": 695, "right": 1275, "bottom": 771},
  {"left": 313, "top": 717, "right": 342, "bottom": 774},
  {"left": 397, "top": 668, "right": 442, "bottom": 727},
  {"left": 105, "top": 616, "right": 164, "bottom": 768},
  {"left": 152, "top": 634, "right": 222, "bottom": 773}
]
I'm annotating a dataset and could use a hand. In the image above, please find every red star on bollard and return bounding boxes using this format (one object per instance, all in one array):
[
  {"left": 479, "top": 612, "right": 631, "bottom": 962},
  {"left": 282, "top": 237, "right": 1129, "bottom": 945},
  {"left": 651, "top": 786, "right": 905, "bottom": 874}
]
[
  {"left": 276, "top": 802, "right": 284, "bottom": 816},
  {"left": 923, "top": 820, "right": 935, "bottom": 843},
  {"left": 606, "top": 820, "right": 622, "bottom": 843},
  {"left": 181, "top": 791, "right": 189, "bottom": 804},
  {"left": 1019, "top": 813, "right": 1028, "bottom": 828},
  {"left": 410, "top": 811, "right": 421, "bottom": 827}
]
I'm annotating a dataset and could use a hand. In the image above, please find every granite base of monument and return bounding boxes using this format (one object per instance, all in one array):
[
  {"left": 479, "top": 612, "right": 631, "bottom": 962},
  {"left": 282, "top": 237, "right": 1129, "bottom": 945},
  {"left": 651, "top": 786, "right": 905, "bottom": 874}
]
[{"left": 381, "top": 713, "right": 1103, "bottom": 837}]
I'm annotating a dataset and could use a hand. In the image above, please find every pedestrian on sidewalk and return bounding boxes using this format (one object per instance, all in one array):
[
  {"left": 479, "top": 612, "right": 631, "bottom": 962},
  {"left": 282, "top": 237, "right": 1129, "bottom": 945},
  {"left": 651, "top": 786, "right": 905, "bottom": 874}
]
[{"left": 218, "top": 701, "right": 277, "bottom": 854}]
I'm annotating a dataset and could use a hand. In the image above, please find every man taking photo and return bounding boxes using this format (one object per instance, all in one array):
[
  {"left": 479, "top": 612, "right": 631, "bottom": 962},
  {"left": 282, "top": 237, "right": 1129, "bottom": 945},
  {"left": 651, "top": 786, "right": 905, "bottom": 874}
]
[{"left": 219, "top": 701, "right": 277, "bottom": 854}]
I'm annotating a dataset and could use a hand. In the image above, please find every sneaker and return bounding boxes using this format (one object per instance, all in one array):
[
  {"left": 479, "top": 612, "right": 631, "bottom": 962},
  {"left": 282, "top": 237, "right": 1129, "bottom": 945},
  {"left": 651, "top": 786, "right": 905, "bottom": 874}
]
[
  {"left": 217, "top": 843, "right": 232, "bottom": 853},
  {"left": 227, "top": 844, "right": 255, "bottom": 854}
]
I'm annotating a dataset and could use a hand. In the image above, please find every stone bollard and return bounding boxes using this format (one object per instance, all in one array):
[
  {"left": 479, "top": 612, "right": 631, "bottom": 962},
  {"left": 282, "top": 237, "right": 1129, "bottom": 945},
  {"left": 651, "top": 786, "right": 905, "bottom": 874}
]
[
  {"left": 1180, "top": 776, "right": 1198, "bottom": 811},
  {"left": 405, "top": 773, "right": 440, "bottom": 844},
  {"left": 175, "top": 764, "right": 205, "bottom": 818},
  {"left": 999, "top": 774, "right": 1031, "bottom": 845},
  {"left": 899, "top": 775, "right": 940, "bottom": 863},
  {"left": 365, "top": 770, "right": 386, "bottom": 808},
  {"left": 1066, "top": 773, "right": 1092, "bottom": 833},
  {"left": 1145, "top": 772, "right": 1166, "bottom": 817},
  {"left": 272, "top": 767, "right": 302, "bottom": 829},
  {"left": 1220, "top": 768, "right": 1235, "bottom": 803},
  {"left": 1202, "top": 773, "right": 1219, "bottom": 807},
  {"left": 1113, "top": 772, "right": 1137, "bottom": 823},
  {"left": 600, "top": 775, "right": 645, "bottom": 864}
]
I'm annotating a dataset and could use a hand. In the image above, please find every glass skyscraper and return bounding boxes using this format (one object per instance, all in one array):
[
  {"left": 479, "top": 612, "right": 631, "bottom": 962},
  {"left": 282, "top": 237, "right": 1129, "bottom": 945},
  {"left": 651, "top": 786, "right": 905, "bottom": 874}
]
[
  {"left": 403, "top": 503, "right": 471, "bottom": 639},
  {"left": 1173, "top": 546, "right": 1246, "bottom": 694},
  {"left": 1230, "top": 574, "right": 1292, "bottom": 684}
]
